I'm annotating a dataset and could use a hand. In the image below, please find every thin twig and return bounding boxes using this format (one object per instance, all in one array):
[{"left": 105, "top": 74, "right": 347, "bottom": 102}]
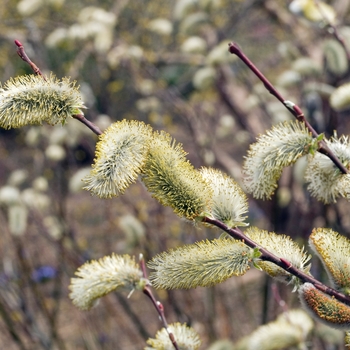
[
  {"left": 139, "top": 257, "right": 179, "bottom": 350},
  {"left": 14, "top": 40, "right": 47, "bottom": 80},
  {"left": 72, "top": 114, "right": 102, "bottom": 136},
  {"left": 14, "top": 40, "right": 103, "bottom": 137},
  {"left": 203, "top": 216, "right": 350, "bottom": 306},
  {"left": 228, "top": 41, "right": 349, "bottom": 175},
  {"left": 271, "top": 283, "right": 289, "bottom": 313}
]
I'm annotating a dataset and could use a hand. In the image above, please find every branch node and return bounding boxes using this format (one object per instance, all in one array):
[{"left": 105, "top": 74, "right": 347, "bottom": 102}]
[
  {"left": 283, "top": 100, "right": 296, "bottom": 110},
  {"left": 280, "top": 258, "right": 293, "bottom": 269}
]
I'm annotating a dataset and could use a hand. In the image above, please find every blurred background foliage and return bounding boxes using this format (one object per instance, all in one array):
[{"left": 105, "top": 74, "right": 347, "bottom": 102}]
[{"left": 0, "top": 0, "right": 350, "bottom": 348}]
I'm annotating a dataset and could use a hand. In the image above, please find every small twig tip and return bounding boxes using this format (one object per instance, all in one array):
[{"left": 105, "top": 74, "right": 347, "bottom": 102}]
[
  {"left": 228, "top": 41, "right": 241, "bottom": 55},
  {"left": 14, "top": 40, "right": 22, "bottom": 47}
]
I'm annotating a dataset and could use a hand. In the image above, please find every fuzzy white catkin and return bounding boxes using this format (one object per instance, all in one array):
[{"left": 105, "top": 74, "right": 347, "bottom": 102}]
[
  {"left": 192, "top": 67, "right": 216, "bottom": 90},
  {"left": 200, "top": 167, "right": 248, "bottom": 227},
  {"left": 243, "top": 121, "right": 312, "bottom": 199},
  {"left": 330, "top": 83, "right": 350, "bottom": 111},
  {"left": 181, "top": 36, "right": 207, "bottom": 54},
  {"left": 0, "top": 74, "right": 85, "bottom": 130},
  {"left": 94, "top": 115, "right": 112, "bottom": 130},
  {"left": 206, "top": 41, "right": 236, "bottom": 65},
  {"left": 32, "top": 177, "right": 49, "bottom": 192},
  {"left": 83, "top": 120, "right": 153, "bottom": 199},
  {"left": 174, "top": 0, "right": 197, "bottom": 20},
  {"left": 49, "top": 128, "right": 69, "bottom": 145},
  {"left": 69, "top": 168, "right": 91, "bottom": 193},
  {"left": 289, "top": 0, "right": 336, "bottom": 24},
  {"left": 235, "top": 309, "right": 313, "bottom": 350},
  {"left": 141, "top": 130, "right": 212, "bottom": 220},
  {"left": 0, "top": 186, "right": 21, "bottom": 206},
  {"left": 69, "top": 254, "right": 145, "bottom": 310},
  {"left": 323, "top": 39, "right": 348, "bottom": 77},
  {"left": 17, "top": 0, "right": 42, "bottom": 16},
  {"left": 147, "top": 18, "right": 173, "bottom": 36},
  {"left": 180, "top": 12, "right": 209, "bottom": 34},
  {"left": 45, "top": 144, "right": 66, "bottom": 161},
  {"left": 25, "top": 127, "right": 41, "bottom": 146},
  {"left": 119, "top": 215, "right": 145, "bottom": 242},
  {"left": 8, "top": 205, "right": 28, "bottom": 236},
  {"left": 45, "top": 28, "right": 68, "bottom": 48},
  {"left": 7, "top": 170, "right": 28, "bottom": 187},
  {"left": 78, "top": 7, "right": 116, "bottom": 27},
  {"left": 305, "top": 136, "right": 350, "bottom": 203},
  {"left": 146, "top": 323, "right": 201, "bottom": 350},
  {"left": 309, "top": 228, "right": 350, "bottom": 293},
  {"left": 43, "top": 216, "right": 63, "bottom": 240},
  {"left": 148, "top": 239, "right": 251, "bottom": 289},
  {"left": 21, "top": 189, "right": 51, "bottom": 211}
]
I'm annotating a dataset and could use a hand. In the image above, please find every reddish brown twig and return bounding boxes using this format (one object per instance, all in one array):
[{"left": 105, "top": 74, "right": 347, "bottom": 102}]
[
  {"left": 139, "top": 256, "right": 179, "bottom": 350},
  {"left": 72, "top": 114, "right": 102, "bottom": 136},
  {"left": 14, "top": 40, "right": 104, "bottom": 137},
  {"left": 14, "top": 40, "right": 47, "bottom": 80},
  {"left": 228, "top": 41, "right": 349, "bottom": 175}
]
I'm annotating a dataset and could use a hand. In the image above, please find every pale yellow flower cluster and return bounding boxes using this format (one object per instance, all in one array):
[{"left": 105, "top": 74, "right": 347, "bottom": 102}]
[
  {"left": 85, "top": 120, "right": 249, "bottom": 226},
  {"left": 0, "top": 74, "right": 85, "bottom": 129},
  {"left": 141, "top": 131, "right": 212, "bottom": 220},
  {"left": 148, "top": 238, "right": 251, "bottom": 289},
  {"left": 309, "top": 228, "right": 350, "bottom": 294},
  {"left": 145, "top": 323, "right": 201, "bottom": 350},
  {"left": 235, "top": 309, "right": 313, "bottom": 350},
  {"left": 200, "top": 167, "right": 248, "bottom": 227},
  {"left": 83, "top": 120, "right": 153, "bottom": 198},
  {"left": 305, "top": 135, "right": 350, "bottom": 203},
  {"left": 243, "top": 120, "right": 312, "bottom": 199},
  {"left": 69, "top": 254, "right": 146, "bottom": 310},
  {"left": 246, "top": 227, "right": 311, "bottom": 284},
  {"left": 330, "top": 82, "right": 350, "bottom": 111}
]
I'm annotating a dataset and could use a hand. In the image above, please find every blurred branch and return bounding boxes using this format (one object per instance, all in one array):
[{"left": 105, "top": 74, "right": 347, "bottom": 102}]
[
  {"left": 0, "top": 296, "right": 27, "bottom": 350},
  {"left": 114, "top": 293, "right": 151, "bottom": 340},
  {"left": 216, "top": 66, "right": 257, "bottom": 139},
  {"left": 12, "top": 236, "right": 66, "bottom": 349}
]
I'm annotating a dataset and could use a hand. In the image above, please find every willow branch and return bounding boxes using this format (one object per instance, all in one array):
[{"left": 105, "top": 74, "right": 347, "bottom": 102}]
[
  {"left": 228, "top": 41, "right": 349, "bottom": 175},
  {"left": 15, "top": 40, "right": 46, "bottom": 80},
  {"left": 203, "top": 216, "right": 350, "bottom": 306},
  {"left": 72, "top": 114, "right": 102, "bottom": 136},
  {"left": 14, "top": 40, "right": 103, "bottom": 137},
  {"left": 140, "top": 256, "right": 179, "bottom": 350}
]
